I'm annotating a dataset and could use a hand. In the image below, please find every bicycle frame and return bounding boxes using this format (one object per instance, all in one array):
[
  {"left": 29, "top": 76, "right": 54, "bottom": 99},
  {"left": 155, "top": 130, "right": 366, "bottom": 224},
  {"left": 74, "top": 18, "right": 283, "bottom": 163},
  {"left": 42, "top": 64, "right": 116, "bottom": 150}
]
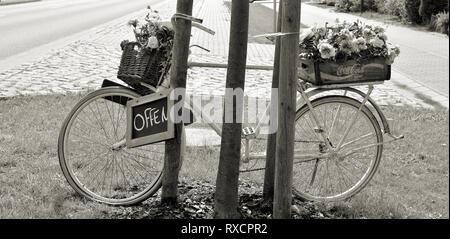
[
  {"left": 181, "top": 77, "right": 404, "bottom": 163},
  {"left": 132, "top": 13, "right": 404, "bottom": 168}
]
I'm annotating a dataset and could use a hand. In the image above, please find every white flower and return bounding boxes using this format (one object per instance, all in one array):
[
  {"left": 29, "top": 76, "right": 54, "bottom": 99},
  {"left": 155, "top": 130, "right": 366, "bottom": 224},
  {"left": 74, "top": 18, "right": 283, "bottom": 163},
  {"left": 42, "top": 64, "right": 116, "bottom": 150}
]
[
  {"left": 318, "top": 42, "right": 336, "bottom": 59},
  {"left": 327, "top": 29, "right": 334, "bottom": 39},
  {"left": 378, "top": 33, "right": 388, "bottom": 41},
  {"left": 392, "top": 45, "right": 400, "bottom": 55},
  {"left": 299, "top": 53, "right": 309, "bottom": 58},
  {"left": 160, "top": 21, "right": 174, "bottom": 30},
  {"left": 339, "top": 28, "right": 354, "bottom": 41},
  {"left": 299, "top": 27, "right": 314, "bottom": 43},
  {"left": 316, "top": 27, "right": 327, "bottom": 37},
  {"left": 128, "top": 19, "right": 139, "bottom": 28},
  {"left": 340, "top": 28, "right": 351, "bottom": 35},
  {"left": 387, "top": 50, "right": 398, "bottom": 64},
  {"left": 370, "top": 37, "right": 385, "bottom": 48},
  {"left": 373, "top": 25, "right": 385, "bottom": 34},
  {"left": 339, "top": 40, "right": 357, "bottom": 55},
  {"left": 363, "top": 28, "right": 375, "bottom": 40},
  {"left": 148, "top": 11, "right": 161, "bottom": 21},
  {"left": 147, "top": 36, "right": 159, "bottom": 49},
  {"left": 353, "top": 37, "right": 368, "bottom": 51}
]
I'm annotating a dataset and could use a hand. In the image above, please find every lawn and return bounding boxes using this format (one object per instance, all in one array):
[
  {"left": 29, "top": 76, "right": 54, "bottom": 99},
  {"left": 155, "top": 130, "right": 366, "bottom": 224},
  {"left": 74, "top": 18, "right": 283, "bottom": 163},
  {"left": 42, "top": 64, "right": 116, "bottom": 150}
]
[{"left": 0, "top": 93, "right": 448, "bottom": 218}]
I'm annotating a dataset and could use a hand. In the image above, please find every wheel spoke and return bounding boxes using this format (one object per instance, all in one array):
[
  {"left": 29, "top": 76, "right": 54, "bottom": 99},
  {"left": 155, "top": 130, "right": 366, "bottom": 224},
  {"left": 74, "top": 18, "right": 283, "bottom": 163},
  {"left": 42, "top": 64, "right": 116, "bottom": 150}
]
[
  {"left": 293, "top": 97, "right": 382, "bottom": 201},
  {"left": 59, "top": 89, "right": 168, "bottom": 205}
]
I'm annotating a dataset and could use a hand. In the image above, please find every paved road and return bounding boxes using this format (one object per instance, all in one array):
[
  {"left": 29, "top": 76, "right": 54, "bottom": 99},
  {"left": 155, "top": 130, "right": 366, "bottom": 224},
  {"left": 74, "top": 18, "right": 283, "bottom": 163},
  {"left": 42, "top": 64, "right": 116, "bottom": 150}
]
[
  {"left": 0, "top": 0, "right": 162, "bottom": 60},
  {"left": 262, "top": 2, "right": 449, "bottom": 100}
]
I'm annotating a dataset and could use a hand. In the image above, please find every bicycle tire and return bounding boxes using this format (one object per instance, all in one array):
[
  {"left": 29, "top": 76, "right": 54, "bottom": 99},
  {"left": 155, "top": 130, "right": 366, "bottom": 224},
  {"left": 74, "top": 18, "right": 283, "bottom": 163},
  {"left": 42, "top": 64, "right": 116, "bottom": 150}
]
[
  {"left": 58, "top": 87, "right": 173, "bottom": 206},
  {"left": 293, "top": 95, "right": 383, "bottom": 201}
]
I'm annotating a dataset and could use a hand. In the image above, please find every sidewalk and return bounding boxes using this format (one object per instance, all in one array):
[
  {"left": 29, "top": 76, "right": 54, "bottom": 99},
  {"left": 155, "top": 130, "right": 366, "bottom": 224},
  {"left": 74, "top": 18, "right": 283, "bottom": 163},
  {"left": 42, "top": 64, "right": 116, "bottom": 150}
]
[
  {"left": 261, "top": 2, "right": 449, "bottom": 109},
  {"left": 0, "top": 0, "right": 438, "bottom": 109}
]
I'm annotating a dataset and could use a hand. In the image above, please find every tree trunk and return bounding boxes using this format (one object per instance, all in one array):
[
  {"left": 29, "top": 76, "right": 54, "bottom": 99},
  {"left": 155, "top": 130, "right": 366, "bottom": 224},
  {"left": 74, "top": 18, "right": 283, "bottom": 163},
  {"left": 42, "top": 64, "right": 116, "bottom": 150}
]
[
  {"left": 273, "top": 0, "right": 301, "bottom": 219},
  {"left": 263, "top": 0, "right": 283, "bottom": 204},
  {"left": 161, "top": 0, "right": 193, "bottom": 206},
  {"left": 360, "top": 0, "right": 364, "bottom": 14},
  {"left": 214, "top": 0, "right": 249, "bottom": 219}
]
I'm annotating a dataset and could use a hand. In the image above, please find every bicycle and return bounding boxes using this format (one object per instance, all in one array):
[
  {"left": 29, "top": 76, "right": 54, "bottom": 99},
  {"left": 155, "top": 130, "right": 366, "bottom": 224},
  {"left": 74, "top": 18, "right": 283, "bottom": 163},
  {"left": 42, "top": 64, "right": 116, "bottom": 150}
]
[{"left": 58, "top": 14, "right": 404, "bottom": 206}]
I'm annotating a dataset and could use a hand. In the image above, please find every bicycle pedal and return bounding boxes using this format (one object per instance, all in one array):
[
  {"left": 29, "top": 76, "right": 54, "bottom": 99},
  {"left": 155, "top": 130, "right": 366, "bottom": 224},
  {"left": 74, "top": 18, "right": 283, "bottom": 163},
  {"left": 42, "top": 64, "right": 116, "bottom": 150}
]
[{"left": 242, "top": 127, "right": 256, "bottom": 137}]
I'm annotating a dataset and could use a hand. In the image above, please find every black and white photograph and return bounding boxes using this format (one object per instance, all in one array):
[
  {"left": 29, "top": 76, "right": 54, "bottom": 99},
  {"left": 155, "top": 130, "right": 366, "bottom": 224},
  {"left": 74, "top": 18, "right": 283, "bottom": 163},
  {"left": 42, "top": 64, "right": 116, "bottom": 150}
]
[{"left": 0, "top": 0, "right": 448, "bottom": 229}]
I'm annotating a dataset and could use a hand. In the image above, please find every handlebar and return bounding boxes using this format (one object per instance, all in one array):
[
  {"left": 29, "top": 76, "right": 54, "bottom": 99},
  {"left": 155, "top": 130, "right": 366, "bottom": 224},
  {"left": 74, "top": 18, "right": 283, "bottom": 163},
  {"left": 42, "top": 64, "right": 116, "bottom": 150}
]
[
  {"left": 192, "top": 22, "right": 216, "bottom": 35},
  {"left": 190, "top": 44, "right": 210, "bottom": 52},
  {"left": 171, "top": 13, "right": 216, "bottom": 36},
  {"left": 172, "top": 13, "right": 203, "bottom": 23}
]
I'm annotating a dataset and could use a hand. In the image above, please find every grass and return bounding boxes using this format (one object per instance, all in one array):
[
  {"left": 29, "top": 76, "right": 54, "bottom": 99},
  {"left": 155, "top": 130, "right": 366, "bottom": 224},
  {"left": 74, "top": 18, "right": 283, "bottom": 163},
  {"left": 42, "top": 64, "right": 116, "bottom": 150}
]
[{"left": 0, "top": 92, "right": 448, "bottom": 219}]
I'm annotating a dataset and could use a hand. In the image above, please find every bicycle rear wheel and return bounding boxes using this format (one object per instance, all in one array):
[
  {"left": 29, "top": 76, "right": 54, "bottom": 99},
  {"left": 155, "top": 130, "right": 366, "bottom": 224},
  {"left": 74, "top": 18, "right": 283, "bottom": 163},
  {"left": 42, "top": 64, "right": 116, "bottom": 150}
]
[
  {"left": 293, "top": 96, "right": 383, "bottom": 201},
  {"left": 58, "top": 87, "right": 167, "bottom": 206}
]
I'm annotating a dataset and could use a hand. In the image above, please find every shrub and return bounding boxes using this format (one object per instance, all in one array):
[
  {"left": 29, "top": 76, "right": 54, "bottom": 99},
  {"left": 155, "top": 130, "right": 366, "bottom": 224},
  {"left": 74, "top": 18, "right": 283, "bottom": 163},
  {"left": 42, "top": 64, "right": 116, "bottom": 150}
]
[
  {"left": 383, "top": 0, "right": 408, "bottom": 20},
  {"left": 335, "top": 0, "right": 377, "bottom": 12},
  {"left": 405, "top": 0, "right": 422, "bottom": 24},
  {"left": 419, "top": 0, "right": 449, "bottom": 24},
  {"left": 317, "top": 0, "right": 336, "bottom": 6},
  {"left": 327, "top": 0, "right": 336, "bottom": 6},
  {"left": 374, "top": 0, "right": 387, "bottom": 13},
  {"left": 335, "top": 0, "right": 353, "bottom": 11},
  {"left": 430, "top": 11, "right": 449, "bottom": 35}
]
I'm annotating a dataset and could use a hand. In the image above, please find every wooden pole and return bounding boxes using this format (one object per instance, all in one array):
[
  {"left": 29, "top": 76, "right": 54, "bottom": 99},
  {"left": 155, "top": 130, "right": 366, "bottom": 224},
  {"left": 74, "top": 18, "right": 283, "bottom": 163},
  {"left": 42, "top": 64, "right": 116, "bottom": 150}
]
[
  {"left": 263, "top": 0, "right": 283, "bottom": 204},
  {"left": 214, "top": 0, "right": 249, "bottom": 219},
  {"left": 273, "top": 0, "right": 301, "bottom": 219},
  {"left": 161, "top": 0, "right": 193, "bottom": 206}
]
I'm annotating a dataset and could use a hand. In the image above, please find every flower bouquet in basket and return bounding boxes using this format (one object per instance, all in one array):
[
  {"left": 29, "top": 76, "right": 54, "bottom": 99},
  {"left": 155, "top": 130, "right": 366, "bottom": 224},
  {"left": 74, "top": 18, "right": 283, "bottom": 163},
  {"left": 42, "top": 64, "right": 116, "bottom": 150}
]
[
  {"left": 298, "top": 20, "right": 400, "bottom": 85},
  {"left": 118, "top": 7, "right": 174, "bottom": 94}
]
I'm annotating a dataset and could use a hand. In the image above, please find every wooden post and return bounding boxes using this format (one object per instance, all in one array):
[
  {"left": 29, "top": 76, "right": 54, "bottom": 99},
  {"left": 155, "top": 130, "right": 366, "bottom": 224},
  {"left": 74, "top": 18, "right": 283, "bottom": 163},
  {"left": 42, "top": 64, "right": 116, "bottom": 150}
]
[
  {"left": 273, "top": 0, "right": 301, "bottom": 219},
  {"left": 214, "top": 0, "right": 249, "bottom": 219},
  {"left": 263, "top": 0, "right": 283, "bottom": 204},
  {"left": 161, "top": 0, "right": 193, "bottom": 206}
]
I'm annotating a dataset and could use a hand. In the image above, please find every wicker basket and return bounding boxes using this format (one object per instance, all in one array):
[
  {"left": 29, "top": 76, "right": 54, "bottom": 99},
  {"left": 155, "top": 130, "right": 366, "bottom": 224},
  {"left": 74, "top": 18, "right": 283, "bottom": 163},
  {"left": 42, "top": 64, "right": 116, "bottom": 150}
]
[
  {"left": 298, "top": 57, "right": 391, "bottom": 86},
  {"left": 117, "top": 41, "right": 168, "bottom": 95}
]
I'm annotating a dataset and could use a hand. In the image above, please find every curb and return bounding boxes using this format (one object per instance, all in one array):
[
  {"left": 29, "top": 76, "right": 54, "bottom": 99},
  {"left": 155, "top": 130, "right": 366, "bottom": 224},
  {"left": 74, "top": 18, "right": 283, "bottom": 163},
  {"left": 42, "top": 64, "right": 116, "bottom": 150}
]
[
  {"left": 391, "top": 70, "right": 449, "bottom": 109},
  {"left": 0, "top": 0, "right": 40, "bottom": 6}
]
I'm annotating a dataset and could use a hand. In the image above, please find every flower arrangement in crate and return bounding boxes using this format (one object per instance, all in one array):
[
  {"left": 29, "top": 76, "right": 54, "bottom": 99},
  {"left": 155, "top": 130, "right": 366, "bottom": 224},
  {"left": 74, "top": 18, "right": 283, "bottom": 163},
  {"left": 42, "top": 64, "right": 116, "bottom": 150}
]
[
  {"left": 298, "top": 20, "right": 401, "bottom": 85},
  {"left": 118, "top": 7, "right": 174, "bottom": 94}
]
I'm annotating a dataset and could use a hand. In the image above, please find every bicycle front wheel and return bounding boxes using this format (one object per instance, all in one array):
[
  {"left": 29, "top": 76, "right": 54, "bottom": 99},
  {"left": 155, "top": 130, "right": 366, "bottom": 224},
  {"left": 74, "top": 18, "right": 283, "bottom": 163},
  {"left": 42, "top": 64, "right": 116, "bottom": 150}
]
[
  {"left": 293, "top": 96, "right": 383, "bottom": 201},
  {"left": 58, "top": 87, "right": 166, "bottom": 206}
]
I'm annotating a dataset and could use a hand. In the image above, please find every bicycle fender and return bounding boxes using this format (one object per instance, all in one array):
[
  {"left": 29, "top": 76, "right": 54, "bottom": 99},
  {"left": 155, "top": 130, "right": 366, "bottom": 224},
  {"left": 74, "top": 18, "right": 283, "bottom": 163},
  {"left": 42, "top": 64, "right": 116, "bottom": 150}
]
[{"left": 298, "top": 87, "right": 391, "bottom": 134}]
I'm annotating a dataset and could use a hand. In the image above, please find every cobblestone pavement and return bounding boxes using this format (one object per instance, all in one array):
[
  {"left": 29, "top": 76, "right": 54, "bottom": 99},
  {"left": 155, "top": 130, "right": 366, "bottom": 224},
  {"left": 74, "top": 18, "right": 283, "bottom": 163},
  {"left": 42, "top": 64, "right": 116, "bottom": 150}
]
[{"left": 0, "top": 0, "right": 434, "bottom": 109}]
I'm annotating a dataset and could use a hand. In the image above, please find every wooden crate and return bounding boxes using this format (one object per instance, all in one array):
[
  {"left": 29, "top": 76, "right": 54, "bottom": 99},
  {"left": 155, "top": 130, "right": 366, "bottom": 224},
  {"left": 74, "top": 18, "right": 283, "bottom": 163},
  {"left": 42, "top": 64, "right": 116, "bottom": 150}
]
[{"left": 298, "top": 57, "right": 391, "bottom": 85}]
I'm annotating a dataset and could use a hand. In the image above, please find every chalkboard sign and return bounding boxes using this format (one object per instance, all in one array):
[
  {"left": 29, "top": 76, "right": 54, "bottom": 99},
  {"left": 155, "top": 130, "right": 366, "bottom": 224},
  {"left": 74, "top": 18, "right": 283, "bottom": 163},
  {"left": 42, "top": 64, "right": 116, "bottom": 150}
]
[{"left": 126, "top": 89, "right": 174, "bottom": 148}]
